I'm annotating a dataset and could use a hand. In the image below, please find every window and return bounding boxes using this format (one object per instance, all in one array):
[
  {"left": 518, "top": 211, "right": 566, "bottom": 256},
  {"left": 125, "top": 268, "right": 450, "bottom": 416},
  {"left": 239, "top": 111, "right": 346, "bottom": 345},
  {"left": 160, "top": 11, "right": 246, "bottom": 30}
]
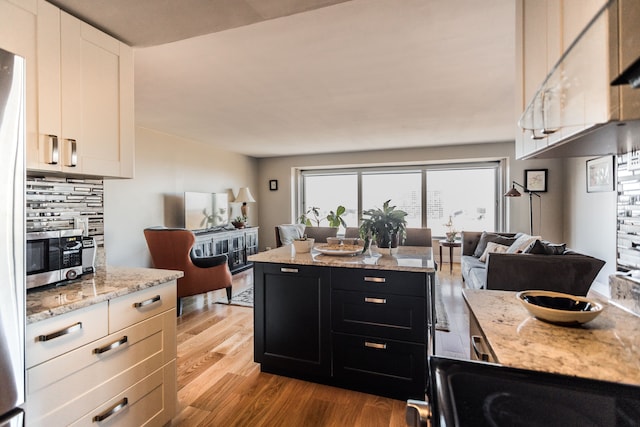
[{"left": 300, "top": 162, "right": 500, "bottom": 236}]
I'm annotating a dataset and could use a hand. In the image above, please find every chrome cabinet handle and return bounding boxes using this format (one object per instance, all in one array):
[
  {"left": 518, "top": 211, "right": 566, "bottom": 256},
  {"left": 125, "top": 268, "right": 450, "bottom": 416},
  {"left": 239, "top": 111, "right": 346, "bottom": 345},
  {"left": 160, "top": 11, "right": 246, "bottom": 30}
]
[
  {"left": 94, "top": 336, "right": 128, "bottom": 354},
  {"left": 65, "top": 138, "right": 77, "bottom": 167},
  {"left": 47, "top": 135, "right": 59, "bottom": 164},
  {"left": 280, "top": 267, "right": 299, "bottom": 273},
  {"left": 364, "top": 341, "right": 387, "bottom": 350},
  {"left": 37, "top": 322, "right": 82, "bottom": 342},
  {"left": 93, "top": 397, "right": 128, "bottom": 422},
  {"left": 133, "top": 294, "right": 161, "bottom": 308},
  {"left": 364, "top": 276, "right": 386, "bottom": 283},
  {"left": 471, "top": 335, "right": 490, "bottom": 361},
  {"left": 364, "top": 297, "right": 386, "bottom": 304}
]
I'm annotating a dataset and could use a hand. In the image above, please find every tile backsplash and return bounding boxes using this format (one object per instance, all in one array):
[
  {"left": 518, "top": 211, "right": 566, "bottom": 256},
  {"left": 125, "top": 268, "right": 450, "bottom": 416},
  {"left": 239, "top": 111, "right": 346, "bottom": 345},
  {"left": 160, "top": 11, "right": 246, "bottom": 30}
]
[
  {"left": 26, "top": 174, "right": 104, "bottom": 245},
  {"left": 609, "top": 274, "right": 640, "bottom": 317}
]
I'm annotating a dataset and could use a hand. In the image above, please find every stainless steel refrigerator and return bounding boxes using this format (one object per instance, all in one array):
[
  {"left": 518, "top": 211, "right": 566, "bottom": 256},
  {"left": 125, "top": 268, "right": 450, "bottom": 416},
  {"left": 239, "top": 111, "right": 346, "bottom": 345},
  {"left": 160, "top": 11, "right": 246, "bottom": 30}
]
[{"left": 0, "top": 47, "right": 26, "bottom": 426}]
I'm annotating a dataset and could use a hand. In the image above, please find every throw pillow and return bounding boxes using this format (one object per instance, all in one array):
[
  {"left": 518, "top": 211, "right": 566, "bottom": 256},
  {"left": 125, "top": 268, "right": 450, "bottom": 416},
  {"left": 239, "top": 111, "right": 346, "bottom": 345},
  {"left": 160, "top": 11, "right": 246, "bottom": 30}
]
[
  {"left": 524, "top": 239, "right": 567, "bottom": 255},
  {"left": 479, "top": 241, "right": 510, "bottom": 262},
  {"left": 506, "top": 233, "right": 541, "bottom": 254},
  {"left": 278, "top": 224, "right": 306, "bottom": 245},
  {"left": 473, "top": 232, "right": 518, "bottom": 258}
]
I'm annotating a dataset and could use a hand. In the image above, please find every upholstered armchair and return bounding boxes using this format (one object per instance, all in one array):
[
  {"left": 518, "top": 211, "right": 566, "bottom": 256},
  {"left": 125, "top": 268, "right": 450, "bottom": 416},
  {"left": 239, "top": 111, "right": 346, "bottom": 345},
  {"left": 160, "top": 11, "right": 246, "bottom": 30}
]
[{"left": 143, "top": 227, "right": 233, "bottom": 316}]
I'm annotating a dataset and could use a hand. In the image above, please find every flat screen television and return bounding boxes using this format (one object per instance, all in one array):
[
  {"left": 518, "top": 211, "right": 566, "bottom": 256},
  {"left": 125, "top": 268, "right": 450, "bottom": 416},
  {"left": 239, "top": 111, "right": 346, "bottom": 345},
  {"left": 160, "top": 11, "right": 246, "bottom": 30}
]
[{"left": 184, "top": 192, "right": 229, "bottom": 231}]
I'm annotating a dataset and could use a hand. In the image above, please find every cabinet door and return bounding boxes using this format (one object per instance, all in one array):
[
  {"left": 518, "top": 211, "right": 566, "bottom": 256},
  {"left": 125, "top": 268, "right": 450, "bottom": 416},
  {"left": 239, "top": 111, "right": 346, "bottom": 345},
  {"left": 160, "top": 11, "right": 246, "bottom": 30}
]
[
  {"left": 61, "top": 11, "right": 133, "bottom": 178},
  {"left": 254, "top": 263, "right": 331, "bottom": 379},
  {"left": 0, "top": 0, "right": 39, "bottom": 172}
]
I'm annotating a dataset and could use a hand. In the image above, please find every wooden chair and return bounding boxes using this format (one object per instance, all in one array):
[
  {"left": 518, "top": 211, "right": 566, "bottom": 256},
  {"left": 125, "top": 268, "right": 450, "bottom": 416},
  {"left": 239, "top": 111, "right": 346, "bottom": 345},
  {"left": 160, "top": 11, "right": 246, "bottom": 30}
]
[
  {"left": 403, "top": 228, "right": 433, "bottom": 247},
  {"left": 344, "top": 227, "right": 360, "bottom": 238},
  {"left": 303, "top": 226, "right": 338, "bottom": 243},
  {"left": 144, "top": 227, "right": 233, "bottom": 316}
]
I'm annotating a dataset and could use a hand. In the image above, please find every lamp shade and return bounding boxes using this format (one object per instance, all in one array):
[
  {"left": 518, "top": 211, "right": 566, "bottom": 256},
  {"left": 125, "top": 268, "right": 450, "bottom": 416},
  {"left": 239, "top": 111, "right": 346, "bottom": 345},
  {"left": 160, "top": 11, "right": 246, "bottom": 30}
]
[
  {"left": 235, "top": 187, "right": 256, "bottom": 203},
  {"left": 504, "top": 187, "right": 522, "bottom": 197}
]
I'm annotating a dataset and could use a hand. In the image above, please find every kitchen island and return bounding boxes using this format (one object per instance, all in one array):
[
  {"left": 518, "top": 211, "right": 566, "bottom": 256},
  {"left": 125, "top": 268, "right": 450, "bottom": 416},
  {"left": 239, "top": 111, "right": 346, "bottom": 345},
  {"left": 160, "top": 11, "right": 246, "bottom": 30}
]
[
  {"left": 463, "top": 289, "right": 640, "bottom": 386},
  {"left": 249, "top": 245, "right": 436, "bottom": 400},
  {"left": 25, "top": 266, "right": 182, "bottom": 427}
]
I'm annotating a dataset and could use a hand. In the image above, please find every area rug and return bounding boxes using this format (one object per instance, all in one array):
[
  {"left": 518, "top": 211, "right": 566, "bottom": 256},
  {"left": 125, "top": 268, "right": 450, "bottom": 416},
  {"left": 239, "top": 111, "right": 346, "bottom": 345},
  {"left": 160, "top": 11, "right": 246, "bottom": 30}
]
[
  {"left": 219, "top": 285, "right": 450, "bottom": 331},
  {"left": 227, "top": 287, "right": 253, "bottom": 307}
]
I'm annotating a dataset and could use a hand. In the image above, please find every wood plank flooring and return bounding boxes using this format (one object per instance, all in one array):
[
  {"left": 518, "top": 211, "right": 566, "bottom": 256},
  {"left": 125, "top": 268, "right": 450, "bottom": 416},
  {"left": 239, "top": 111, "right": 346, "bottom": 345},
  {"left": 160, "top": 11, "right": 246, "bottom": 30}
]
[{"left": 172, "top": 265, "right": 467, "bottom": 426}]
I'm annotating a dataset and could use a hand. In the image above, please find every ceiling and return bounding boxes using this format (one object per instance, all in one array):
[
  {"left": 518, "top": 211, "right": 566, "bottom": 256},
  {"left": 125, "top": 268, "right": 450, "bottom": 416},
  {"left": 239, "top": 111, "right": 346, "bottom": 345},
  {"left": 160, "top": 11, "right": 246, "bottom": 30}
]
[{"left": 49, "top": 0, "right": 516, "bottom": 158}]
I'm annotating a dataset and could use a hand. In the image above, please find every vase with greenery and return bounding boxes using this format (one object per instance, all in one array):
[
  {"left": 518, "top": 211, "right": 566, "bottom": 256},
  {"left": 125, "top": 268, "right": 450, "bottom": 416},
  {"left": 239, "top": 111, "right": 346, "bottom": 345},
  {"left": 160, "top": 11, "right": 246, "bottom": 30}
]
[
  {"left": 231, "top": 216, "right": 246, "bottom": 229},
  {"left": 298, "top": 205, "right": 347, "bottom": 228},
  {"left": 358, "top": 200, "right": 408, "bottom": 254}
]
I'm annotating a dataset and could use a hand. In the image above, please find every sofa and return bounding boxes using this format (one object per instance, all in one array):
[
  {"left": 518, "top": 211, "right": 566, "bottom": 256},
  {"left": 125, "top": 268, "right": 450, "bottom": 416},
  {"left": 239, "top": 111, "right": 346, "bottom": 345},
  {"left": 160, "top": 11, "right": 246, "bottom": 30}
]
[{"left": 461, "top": 231, "right": 605, "bottom": 296}]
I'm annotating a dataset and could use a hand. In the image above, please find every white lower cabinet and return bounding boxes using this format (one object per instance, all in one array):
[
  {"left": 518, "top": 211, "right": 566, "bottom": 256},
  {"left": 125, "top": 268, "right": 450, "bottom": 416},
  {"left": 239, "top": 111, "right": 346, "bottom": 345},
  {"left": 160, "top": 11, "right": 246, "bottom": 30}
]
[{"left": 25, "top": 281, "right": 177, "bottom": 426}]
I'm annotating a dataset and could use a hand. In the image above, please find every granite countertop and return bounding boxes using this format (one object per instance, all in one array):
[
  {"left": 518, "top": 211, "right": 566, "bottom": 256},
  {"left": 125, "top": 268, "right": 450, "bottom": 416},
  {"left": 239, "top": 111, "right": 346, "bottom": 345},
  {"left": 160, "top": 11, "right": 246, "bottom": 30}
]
[
  {"left": 26, "top": 266, "right": 183, "bottom": 324},
  {"left": 463, "top": 289, "right": 640, "bottom": 386},
  {"left": 249, "top": 245, "right": 436, "bottom": 273}
]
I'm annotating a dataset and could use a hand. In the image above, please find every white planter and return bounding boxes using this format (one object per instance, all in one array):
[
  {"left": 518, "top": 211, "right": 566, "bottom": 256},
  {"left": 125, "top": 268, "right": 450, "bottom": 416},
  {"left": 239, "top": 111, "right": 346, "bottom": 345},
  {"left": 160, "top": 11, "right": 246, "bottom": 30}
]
[{"left": 293, "top": 238, "right": 315, "bottom": 253}]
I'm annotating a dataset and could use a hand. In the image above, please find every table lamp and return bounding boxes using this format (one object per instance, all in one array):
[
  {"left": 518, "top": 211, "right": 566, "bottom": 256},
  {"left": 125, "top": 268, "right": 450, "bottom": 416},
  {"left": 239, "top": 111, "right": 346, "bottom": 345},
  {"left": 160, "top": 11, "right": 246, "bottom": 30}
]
[{"left": 235, "top": 187, "right": 256, "bottom": 219}]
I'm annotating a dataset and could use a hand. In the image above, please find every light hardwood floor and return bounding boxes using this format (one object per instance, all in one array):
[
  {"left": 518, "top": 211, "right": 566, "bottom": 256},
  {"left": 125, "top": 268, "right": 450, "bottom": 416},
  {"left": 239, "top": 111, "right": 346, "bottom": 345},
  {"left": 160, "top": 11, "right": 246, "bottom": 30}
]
[{"left": 172, "top": 265, "right": 468, "bottom": 427}]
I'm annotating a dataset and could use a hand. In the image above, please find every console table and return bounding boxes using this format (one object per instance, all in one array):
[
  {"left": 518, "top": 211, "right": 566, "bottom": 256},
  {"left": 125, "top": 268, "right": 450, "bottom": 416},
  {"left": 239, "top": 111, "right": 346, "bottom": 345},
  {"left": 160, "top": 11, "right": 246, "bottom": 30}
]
[
  {"left": 193, "top": 227, "right": 258, "bottom": 274},
  {"left": 249, "top": 245, "right": 436, "bottom": 400}
]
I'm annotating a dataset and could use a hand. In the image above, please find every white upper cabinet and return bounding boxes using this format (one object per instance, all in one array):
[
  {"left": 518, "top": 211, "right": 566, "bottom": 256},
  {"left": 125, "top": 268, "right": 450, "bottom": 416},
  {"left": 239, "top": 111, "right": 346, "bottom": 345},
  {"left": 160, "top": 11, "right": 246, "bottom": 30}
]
[
  {"left": 30, "top": 0, "right": 134, "bottom": 178},
  {"left": 516, "top": 0, "right": 613, "bottom": 159},
  {"left": 0, "top": 0, "right": 38, "bottom": 167}
]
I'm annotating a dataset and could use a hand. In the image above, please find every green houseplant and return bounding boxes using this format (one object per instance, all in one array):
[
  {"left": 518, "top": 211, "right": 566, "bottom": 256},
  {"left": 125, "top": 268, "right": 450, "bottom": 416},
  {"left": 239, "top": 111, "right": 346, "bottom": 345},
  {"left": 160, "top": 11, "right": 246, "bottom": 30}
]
[
  {"left": 359, "top": 200, "right": 408, "bottom": 254},
  {"left": 298, "top": 205, "right": 347, "bottom": 228}
]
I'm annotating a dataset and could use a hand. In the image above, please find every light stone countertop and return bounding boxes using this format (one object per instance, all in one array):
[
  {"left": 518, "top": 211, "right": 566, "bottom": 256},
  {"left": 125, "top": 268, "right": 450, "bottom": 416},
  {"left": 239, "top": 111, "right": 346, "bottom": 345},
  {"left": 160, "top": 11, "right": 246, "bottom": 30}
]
[
  {"left": 26, "top": 266, "right": 183, "bottom": 324},
  {"left": 249, "top": 245, "right": 437, "bottom": 273},
  {"left": 463, "top": 289, "right": 640, "bottom": 386}
]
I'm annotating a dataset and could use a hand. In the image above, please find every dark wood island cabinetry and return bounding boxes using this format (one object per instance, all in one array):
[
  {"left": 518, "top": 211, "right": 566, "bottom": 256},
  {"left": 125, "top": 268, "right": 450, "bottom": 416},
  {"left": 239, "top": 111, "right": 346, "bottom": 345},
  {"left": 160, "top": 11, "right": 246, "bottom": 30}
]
[{"left": 250, "top": 245, "right": 436, "bottom": 400}]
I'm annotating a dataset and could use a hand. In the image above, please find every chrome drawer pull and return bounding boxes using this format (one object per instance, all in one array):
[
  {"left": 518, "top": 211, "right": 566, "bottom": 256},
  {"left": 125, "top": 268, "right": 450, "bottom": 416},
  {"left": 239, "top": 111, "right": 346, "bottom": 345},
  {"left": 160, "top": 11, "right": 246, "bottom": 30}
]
[
  {"left": 47, "top": 135, "right": 59, "bottom": 164},
  {"left": 280, "top": 267, "right": 299, "bottom": 273},
  {"left": 37, "top": 322, "right": 82, "bottom": 342},
  {"left": 133, "top": 294, "right": 161, "bottom": 308},
  {"left": 94, "top": 336, "right": 128, "bottom": 354},
  {"left": 364, "top": 276, "right": 386, "bottom": 283},
  {"left": 364, "top": 297, "right": 387, "bottom": 304},
  {"left": 93, "top": 397, "right": 128, "bottom": 422},
  {"left": 364, "top": 341, "right": 387, "bottom": 350},
  {"left": 471, "top": 335, "right": 490, "bottom": 362},
  {"left": 65, "top": 138, "right": 77, "bottom": 167}
]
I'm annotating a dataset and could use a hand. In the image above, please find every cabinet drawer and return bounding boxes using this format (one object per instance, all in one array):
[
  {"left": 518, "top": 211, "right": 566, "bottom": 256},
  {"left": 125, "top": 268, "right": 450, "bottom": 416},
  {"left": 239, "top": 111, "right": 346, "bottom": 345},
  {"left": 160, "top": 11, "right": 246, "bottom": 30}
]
[
  {"left": 109, "top": 280, "right": 176, "bottom": 332},
  {"left": 331, "top": 268, "right": 426, "bottom": 296},
  {"left": 26, "top": 301, "right": 108, "bottom": 368},
  {"left": 332, "top": 290, "right": 426, "bottom": 342},
  {"left": 26, "top": 313, "right": 165, "bottom": 427},
  {"left": 70, "top": 367, "right": 165, "bottom": 427},
  {"left": 332, "top": 332, "right": 426, "bottom": 400}
]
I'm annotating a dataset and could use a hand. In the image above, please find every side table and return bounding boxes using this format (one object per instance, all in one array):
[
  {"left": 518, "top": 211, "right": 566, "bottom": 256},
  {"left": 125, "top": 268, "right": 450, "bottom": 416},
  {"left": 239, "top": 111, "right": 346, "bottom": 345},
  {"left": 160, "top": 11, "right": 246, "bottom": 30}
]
[{"left": 439, "top": 239, "right": 461, "bottom": 274}]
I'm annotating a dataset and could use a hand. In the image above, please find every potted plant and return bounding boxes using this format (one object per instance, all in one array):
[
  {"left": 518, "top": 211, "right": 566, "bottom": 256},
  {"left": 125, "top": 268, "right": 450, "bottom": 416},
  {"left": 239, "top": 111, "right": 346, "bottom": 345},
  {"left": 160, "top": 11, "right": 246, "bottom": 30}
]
[
  {"left": 292, "top": 234, "right": 315, "bottom": 253},
  {"left": 298, "top": 205, "right": 347, "bottom": 228},
  {"left": 359, "top": 200, "right": 408, "bottom": 255},
  {"left": 231, "top": 216, "right": 246, "bottom": 229}
]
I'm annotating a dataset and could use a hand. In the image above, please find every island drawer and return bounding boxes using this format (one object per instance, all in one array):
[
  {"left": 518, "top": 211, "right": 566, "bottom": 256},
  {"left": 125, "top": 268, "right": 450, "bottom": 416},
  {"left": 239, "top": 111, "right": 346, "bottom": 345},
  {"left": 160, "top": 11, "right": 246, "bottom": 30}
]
[
  {"left": 109, "top": 280, "right": 176, "bottom": 332},
  {"left": 26, "top": 313, "right": 165, "bottom": 427},
  {"left": 331, "top": 268, "right": 426, "bottom": 296},
  {"left": 332, "top": 332, "right": 426, "bottom": 400},
  {"left": 331, "top": 290, "right": 426, "bottom": 342},
  {"left": 26, "top": 301, "right": 109, "bottom": 368}
]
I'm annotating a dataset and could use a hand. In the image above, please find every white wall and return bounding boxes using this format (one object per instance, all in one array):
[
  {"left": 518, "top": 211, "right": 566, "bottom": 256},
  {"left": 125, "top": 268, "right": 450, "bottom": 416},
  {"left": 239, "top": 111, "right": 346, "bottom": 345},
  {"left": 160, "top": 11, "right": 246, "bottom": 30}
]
[
  {"left": 563, "top": 156, "right": 617, "bottom": 296},
  {"left": 103, "top": 127, "right": 258, "bottom": 267},
  {"left": 256, "top": 141, "right": 564, "bottom": 251}
]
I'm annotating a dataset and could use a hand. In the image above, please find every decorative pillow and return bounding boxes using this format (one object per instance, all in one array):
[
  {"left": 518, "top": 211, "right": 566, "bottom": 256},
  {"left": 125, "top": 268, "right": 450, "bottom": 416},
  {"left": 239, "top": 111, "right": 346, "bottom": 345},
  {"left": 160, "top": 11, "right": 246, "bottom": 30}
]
[
  {"left": 524, "top": 239, "right": 567, "bottom": 255},
  {"left": 506, "top": 233, "right": 541, "bottom": 254},
  {"left": 473, "top": 232, "right": 518, "bottom": 258},
  {"left": 479, "top": 242, "right": 510, "bottom": 262},
  {"left": 278, "top": 224, "right": 306, "bottom": 245}
]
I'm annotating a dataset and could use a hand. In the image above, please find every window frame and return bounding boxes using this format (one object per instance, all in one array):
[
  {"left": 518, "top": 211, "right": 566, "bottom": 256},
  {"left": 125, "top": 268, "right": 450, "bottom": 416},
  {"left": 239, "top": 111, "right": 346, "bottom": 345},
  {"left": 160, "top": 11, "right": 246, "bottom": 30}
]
[{"left": 296, "top": 160, "right": 507, "bottom": 236}]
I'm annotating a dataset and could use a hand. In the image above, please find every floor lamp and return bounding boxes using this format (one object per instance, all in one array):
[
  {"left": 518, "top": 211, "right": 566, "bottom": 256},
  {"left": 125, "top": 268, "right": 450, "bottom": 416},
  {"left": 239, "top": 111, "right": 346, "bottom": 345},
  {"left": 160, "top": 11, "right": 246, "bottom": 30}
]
[{"left": 504, "top": 181, "right": 541, "bottom": 235}]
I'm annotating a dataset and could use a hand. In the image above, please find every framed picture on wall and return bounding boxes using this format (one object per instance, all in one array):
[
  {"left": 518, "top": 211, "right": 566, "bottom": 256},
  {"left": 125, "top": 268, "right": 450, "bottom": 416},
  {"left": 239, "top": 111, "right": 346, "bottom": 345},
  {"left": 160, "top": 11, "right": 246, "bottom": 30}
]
[
  {"left": 587, "top": 156, "right": 614, "bottom": 193},
  {"left": 524, "top": 169, "right": 548, "bottom": 192},
  {"left": 269, "top": 179, "right": 278, "bottom": 191}
]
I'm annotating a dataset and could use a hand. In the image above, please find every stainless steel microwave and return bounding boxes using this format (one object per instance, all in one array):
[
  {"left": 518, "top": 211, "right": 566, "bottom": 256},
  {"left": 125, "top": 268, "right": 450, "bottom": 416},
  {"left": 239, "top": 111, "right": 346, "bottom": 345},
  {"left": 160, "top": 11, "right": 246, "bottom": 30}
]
[{"left": 26, "top": 229, "right": 83, "bottom": 289}]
